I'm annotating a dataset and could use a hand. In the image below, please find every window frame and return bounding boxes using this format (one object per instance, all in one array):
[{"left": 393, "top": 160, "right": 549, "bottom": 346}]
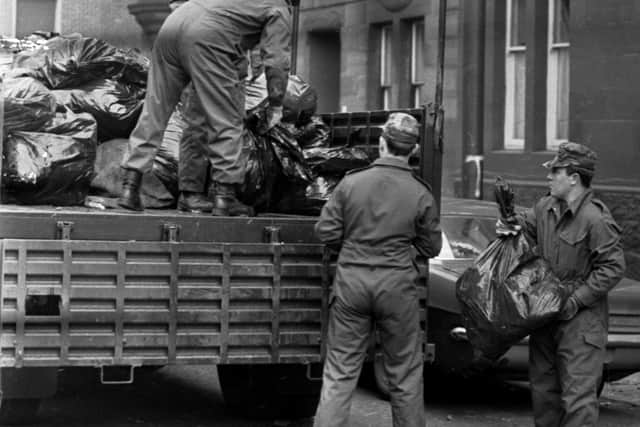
[
  {"left": 546, "top": 0, "right": 570, "bottom": 150},
  {"left": 410, "top": 19, "right": 425, "bottom": 108},
  {"left": 379, "top": 24, "right": 392, "bottom": 110},
  {"left": 504, "top": 0, "right": 526, "bottom": 150}
]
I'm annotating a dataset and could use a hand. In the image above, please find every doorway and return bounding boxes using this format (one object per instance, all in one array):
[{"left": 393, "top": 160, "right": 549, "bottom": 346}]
[{"left": 308, "top": 31, "right": 341, "bottom": 113}]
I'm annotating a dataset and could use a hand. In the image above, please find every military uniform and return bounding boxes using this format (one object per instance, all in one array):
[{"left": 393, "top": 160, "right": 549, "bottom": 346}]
[
  {"left": 123, "top": 0, "right": 291, "bottom": 186},
  {"left": 313, "top": 113, "right": 442, "bottom": 427},
  {"left": 516, "top": 143, "right": 626, "bottom": 427}
]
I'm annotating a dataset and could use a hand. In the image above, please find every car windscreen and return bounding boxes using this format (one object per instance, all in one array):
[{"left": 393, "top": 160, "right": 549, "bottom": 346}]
[{"left": 438, "top": 216, "right": 496, "bottom": 259}]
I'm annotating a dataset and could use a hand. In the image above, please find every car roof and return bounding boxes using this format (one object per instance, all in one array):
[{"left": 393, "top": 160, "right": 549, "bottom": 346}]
[{"left": 441, "top": 197, "right": 502, "bottom": 219}]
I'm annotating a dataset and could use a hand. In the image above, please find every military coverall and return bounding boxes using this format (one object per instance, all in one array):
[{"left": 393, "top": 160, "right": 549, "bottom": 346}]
[
  {"left": 313, "top": 157, "right": 442, "bottom": 427},
  {"left": 518, "top": 189, "right": 625, "bottom": 427},
  {"left": 124, "top": 0, "right": 291, "bottom": 185}
]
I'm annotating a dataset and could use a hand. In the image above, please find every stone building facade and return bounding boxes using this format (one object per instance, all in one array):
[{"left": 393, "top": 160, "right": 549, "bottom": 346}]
[{"left": 1, "top": 0, "right": 638, "bottom": 279}]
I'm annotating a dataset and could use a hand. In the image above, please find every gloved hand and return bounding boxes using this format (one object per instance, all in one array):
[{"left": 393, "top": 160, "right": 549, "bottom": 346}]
[
  {"left": 266, "top": 104, "right": 283, "bottom": 130},
  {"left": 559, "top": 294, "right": 582, "bottom": 321},
  {"left": 259, "top": 105, "right": 283, "bottom": 134},
  {"left": 495, "top": 216, "right": 522, "bottom": 236}
]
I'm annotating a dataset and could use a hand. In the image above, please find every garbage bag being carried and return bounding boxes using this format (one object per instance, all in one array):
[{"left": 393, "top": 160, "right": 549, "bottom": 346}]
[
  {"left": 455, "top": 178, "right": 569, "bottom": 361},
  {"left": 246, "top": 73, "right": 318, "bottom": 127},
  {"left": 2, "top": 76, "right": 56, "bottom": 132},
  {"left": 2, "top": 110, "right": 97, "bottom": 205}
]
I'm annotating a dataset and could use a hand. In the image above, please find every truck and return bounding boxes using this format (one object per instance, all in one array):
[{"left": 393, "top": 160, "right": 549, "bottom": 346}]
[{"left": 0, "top": 2, "right": 447, "bottom": 424}]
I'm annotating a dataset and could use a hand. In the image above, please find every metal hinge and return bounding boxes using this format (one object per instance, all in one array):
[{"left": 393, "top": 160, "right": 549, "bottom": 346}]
[
  {"left": 263, "top": 226, "right": 281, "bottom": 243},
  {"left": 56, "top": 221, "right": 74, "bottom": 240},
  {"left": 163, "top": 223, "right": 181, "bottom": 242}
]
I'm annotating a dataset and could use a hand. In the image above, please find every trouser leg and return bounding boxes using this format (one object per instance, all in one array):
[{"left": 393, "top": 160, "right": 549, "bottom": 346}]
[
  {"left": 529, "top": 324, "right": 562, "bottom": 427},
  {"left": 124, "top": 18, "right": 188, "bottom": 173},
  {"left": 313, "top": 296, "right": 371, "bottom": 427},
  {"left": 557, "top": 309, "right": 606, "bottom": 427},
  {"left": 183, "top": 29, "right": 247, "bottom": 185},
  {"left": 178, "top": 84, "right": 210, "bottom": 193},
  {"left": 376, "top": 276, "right": 425, "bottom": 427}
]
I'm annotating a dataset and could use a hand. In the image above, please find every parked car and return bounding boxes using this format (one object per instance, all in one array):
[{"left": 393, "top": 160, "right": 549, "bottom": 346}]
[
  {"left": 376, "top": 197, "right": 640, "bottom": 391},
  {"left": 427, "top": 197, "right": 640, "bottom": 382}
]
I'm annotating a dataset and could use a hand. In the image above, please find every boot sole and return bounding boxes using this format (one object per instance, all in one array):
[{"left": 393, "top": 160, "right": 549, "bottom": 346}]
[
  {"left": 117, "top": 199, "right": 144, "bottom": 212},
  {"left": 211, "top": 208, "right": 254, "bottom": 217}
]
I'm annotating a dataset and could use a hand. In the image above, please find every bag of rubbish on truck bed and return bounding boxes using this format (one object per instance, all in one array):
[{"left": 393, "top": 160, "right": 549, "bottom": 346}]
[
  {"left": 52, "top": 78, "right": 145, "bottom": 142},
  {"left": 2, "top": 110, "right": 97, "bottom": 205},
  {"left": 10, "top": 36, "right": 149, "bottom": 89},
  {"left": 2, "top": 76, "right": 56, "bottom": 132},
  {"left": 455, "top": 178, "right": 569, "bottom": 362},
  {"left": 237, "top": 130, "right": 278, "bottom": 213}
]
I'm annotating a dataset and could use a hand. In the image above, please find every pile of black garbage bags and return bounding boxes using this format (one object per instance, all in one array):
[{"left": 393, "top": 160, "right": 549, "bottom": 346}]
[{"left": 1, "top": 34, "right": 368, "bottom": 213}]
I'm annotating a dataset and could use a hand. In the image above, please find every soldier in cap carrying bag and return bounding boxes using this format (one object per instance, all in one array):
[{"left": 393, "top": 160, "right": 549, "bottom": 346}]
[
  {"left": 498, "top": 142, "right": 626, "bottom": 427},
  {"left": 313, "top": 113, "right": 442, "bottom": 427}
]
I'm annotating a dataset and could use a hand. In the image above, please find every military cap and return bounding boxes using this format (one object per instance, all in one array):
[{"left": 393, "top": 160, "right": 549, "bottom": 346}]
[
  {"left": 543, "top": 141, "right": 597, "bottom": 176},
  {"left": 382, "top": 112, "right": 420, "bottom": 146}
]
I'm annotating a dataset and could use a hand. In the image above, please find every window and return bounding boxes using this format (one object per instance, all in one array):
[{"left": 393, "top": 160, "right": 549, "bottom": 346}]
[
  {"left": 410, "top": 19, "right": 425, "bottom": 108},
  {"left": 380, "top": 25, "right": 392, "bottom": 110},
  {"left": 14, "top": 0, "right": 59, "bottom": 38},
  {"left": 546, "top": 0, "right": 569, "bottom": 149},
  {"left": 504, "top": 0, "right": 526, "bottom": 150}
]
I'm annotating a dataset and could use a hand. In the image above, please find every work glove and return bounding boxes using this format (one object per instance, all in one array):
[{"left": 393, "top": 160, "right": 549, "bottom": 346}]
[
  {"left": 495, "top": 216, "right": 522, "bottom": 236},
  {"left": 558, "top": 294, "right": 582, "bottom": 321}
]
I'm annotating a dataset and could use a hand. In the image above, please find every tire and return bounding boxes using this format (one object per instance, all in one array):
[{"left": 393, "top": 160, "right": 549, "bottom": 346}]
[
  {"left": 0, "top": 398, "right": 40, "bottom": 425},
  {"left": 218, "top": 364, "right": 321, "bottom": 419}
]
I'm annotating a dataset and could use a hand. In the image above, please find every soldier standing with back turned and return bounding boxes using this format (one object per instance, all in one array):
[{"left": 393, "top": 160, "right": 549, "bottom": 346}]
[{"left": 313, "top": 113, "right": 442, "bottom": 427}]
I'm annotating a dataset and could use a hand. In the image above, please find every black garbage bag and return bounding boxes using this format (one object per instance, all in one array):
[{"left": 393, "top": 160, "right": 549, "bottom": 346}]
[
  {"left": 237, "top": 130, "right": 278, "bottom": 212},
  {"left": 455, "top": 179, "right": 569, "bottom": 361},
  {"left": 303, "top": 145, "right": 371, "bottom": 175},
  {"left": 267, "top": 124, "right": 313, "bottom": 184},
  {"left": 2, "top": 76, "right": 56, "bottom": 132},
  {"left": 296, "top": 115, "right": 330, "bottom": 149},
  {"left": 11, "top": 36, "right": 149, "bottom": 89},
  {"left": 2, "top": 110, "right": 97, "bottom": 205},
  {"left": 52, "top": 78, "right": 145, "bottom": 141},
  {"left": 274, "top": 175, "right": 341, "bottom": 216},
  {"left": 246, "top": 73, "right": 318, "bottom": 127}
]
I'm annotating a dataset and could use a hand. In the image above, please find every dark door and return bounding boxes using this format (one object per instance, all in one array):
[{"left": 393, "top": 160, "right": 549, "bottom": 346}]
[{"left": 308, "top": 31, "right": 341, "bottom": 113}]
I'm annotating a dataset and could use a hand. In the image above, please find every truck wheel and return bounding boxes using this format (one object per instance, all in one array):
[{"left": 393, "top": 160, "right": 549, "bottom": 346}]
[
  {"left": 0, "top": 398, "right": 40, "bottom": 425},
  {"left": 218, "top": 364, "right": 321, "bottom": 419}
]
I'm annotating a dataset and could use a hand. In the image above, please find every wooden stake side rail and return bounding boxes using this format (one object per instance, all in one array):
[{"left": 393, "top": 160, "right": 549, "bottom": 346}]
[{"left": 0, "top": 239, "right": 428, "bottom": 368}]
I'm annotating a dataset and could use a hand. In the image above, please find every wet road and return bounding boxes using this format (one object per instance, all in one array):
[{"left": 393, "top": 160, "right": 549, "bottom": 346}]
[{"left": 16, "top": 367, "right": 640, "bottom": 426}]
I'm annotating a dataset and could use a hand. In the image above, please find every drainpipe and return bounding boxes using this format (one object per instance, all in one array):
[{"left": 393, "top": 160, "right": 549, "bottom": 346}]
[
  {"left": 290, "top": 0, "right": 300, "bottom": 74},
  {"left": 460, "top": 0, "right": 485, "bottom": 199}
]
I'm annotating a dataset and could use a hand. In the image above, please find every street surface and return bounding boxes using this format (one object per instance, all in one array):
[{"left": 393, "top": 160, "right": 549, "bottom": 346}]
[{"left": 18, "top": 367, "right": 640, "bottom": 427}]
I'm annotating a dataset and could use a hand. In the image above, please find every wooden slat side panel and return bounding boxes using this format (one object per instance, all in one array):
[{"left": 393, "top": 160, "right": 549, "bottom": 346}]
[{"left": 1, "top": 240, "right": 329, "bottom": 367}]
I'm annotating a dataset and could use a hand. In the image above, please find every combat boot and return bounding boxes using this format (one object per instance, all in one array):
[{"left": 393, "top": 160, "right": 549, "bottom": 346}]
[
  {"left": 118, "top": 169, "right": 144, "bottom": 211},
  {"left": 178, "top": 192, "right": 214, "bottom": 213},
  {"left": 210, "top": 182, "right": 254, "bottom": 217}
]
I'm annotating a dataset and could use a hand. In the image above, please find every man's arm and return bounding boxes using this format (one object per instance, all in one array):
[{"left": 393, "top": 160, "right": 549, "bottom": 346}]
[
  {"left": 314, "top": 182, "right": 345, "bottom": 252},
  {"left": 413, "top": 195, "right": 442, "bottom": 258},
  {"left": 573, "top": 216, "right": 626, "bottom": 307},
  {"left": 260, "top": 4, "right": 292, "bottom": 107}
]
